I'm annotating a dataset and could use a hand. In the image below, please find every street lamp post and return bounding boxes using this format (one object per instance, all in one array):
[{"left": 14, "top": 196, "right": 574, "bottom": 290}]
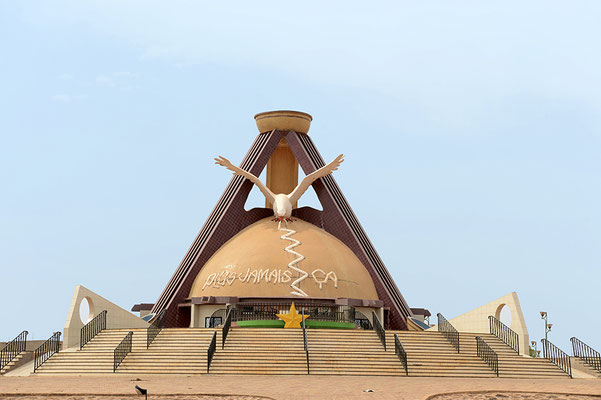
[
  {"left": 135, "top": 385, "right": 148, "bottom": 400},
  {"left": 540, "top": 311, "right": 552, "bottom": 342},
  {"left": 531, "top": 340, "right": 538, "bottom": 357}
]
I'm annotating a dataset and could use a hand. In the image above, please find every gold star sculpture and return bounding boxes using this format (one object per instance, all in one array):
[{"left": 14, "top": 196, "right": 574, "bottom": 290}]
[{"left": 276, "top": 302, "right": 309, "bottom": 329}]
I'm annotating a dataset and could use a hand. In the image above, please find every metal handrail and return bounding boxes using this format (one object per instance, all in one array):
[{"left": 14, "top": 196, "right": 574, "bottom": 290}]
[
  {"left": 80, "top": 310, "right": 107, "bottom": 349},
  {"left": 437, "top": 313, "right": 459, "bottom": 353},
  {"left": 227, "top": 302, "right": 356, "bottom": 323},
  {"left": 222, "top": 308, "right": 232, "bottom": 349},
  {"left": 393, "top": 333, "right": 408, "bottom": 376},
  {"left": 571, "top": 337, "right": 601, "bottom": 373},
  {"left": 541, "top": 339, "right": 572, "bottom": 378},
  {"left": 302, "top": 311, "right": 309, "bottom": 374},
  {"left": 33, "top": 332, "right": 61, "bottom": 372},
  {"left": 372, "top": 311, "right": 386, "bottom": 351},
  {"left": 147, "top": 309, "right": 166, "bottom": 349},
  {"left": 476, "top": 336, "right": 499, "bottom": 377},
  {"left": 113, "top": 331, "right": 133, "bottom": 372},
  {"left": 207, "top": 331, "right": 217, "bottom": 373},
  {"left": 489, "top": 315, "right": 519, "bottom": 354},
  {"left": 0, "top": 331, "right": 28, "bottom": 372}
]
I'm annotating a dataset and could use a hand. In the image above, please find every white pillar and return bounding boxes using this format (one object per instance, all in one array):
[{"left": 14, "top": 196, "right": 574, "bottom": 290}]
[{"left": 190, "top": 305, "right": 198, "bottom": 328}]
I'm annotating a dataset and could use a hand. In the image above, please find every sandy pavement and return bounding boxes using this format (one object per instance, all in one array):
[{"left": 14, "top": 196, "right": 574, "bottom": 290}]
[
  {"left": 429, "top": 393, "right": 601, "bottom": 400},
  {"left": 0, "top": 375, "right": 600, "bottom": 400}
]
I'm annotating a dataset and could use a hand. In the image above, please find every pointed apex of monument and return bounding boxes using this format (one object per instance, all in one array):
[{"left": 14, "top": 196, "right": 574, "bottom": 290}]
[{"left": 254, "top": 110, "right": 313, "bottom": 134}]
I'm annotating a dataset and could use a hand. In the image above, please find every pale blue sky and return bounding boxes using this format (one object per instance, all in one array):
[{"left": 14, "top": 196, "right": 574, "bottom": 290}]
[{"left": 1, "top": 1, "right": 599, "bottom": 353}]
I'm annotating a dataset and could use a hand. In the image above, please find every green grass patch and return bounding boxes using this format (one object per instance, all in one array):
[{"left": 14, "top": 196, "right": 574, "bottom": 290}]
[
  {"left": 236, "top": 319, "right": 356, "bottom": 329},
  {"left": 237, "top": 320, "right": 285, "bottom": 328},
  {"left": 305, "top": 320, "right": 355, "bottom": 329}
]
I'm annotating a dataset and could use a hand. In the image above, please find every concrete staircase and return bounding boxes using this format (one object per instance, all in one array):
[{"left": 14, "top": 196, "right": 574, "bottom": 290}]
[
  {"left": 210, "top": 328, "right": 403, "bottom": 375},
  {"left": 573, "top": 357, "right": 601, "bottom": 378},
  {"left": 392, "top": 331, "right": 569, "bottom": 378},
  {"left": 307, "top": 329, "right": 402, "bottom": 375},
  {"left": 33, "top": 327, "right": 570, "bottom": 378},
  {"left": 0, "top": 353, "right": 25, "bottom": 375},
  {"left": 210, "top": 328, "right": 306, "bottom": 374},
  {"left": 35, "top": 328, "right": 217, "bottom": 374},
  {"left": 35, "top": 329, "right": 147, "bottom": 374},
  {"left": 119, "top": 328, "right": 215, "bottom": 374}
]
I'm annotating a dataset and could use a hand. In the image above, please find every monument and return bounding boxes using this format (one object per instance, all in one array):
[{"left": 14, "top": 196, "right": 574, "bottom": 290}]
[{"left": 148, "top": 110, "right": 414, "bottom": 330}]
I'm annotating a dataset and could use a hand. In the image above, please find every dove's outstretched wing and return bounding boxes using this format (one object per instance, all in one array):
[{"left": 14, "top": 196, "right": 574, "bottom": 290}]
[
  {"left": 288, "top": 154, "right": 344, "bottom": 203},
  {"left": 215, "top": 156, "right": 276, "bottom": 204}
]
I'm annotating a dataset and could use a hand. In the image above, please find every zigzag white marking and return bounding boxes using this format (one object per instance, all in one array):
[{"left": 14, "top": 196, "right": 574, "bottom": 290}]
[{"left": 278, "top": 221, "right": 309, "bottom": 297}]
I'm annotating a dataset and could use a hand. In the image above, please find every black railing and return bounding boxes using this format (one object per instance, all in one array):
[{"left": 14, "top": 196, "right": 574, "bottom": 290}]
[
  {"left": 437, "top": 313, "right": 459, "bottom": 353},
  {"left": 476, "top": 336, "right": 499, "bottom": 377},
  {"left": 489, "top": 315, "right": 519, "bottom": 354},
  {"left": 0, "top": 331, "right": 28, "bottom": 372},
  {"left": 302, "top": 311, "right": 309, "bottom": 374},
  {"left": 207, "top": 331, "right": 217, "bottom": 373},
  {"left": 80, "top": 310, "right": 107, "bottom": 349},
  {"left": 147, "top": 309, "right": 166, "bottom": 349},
  {"left": 394, "top": 333, "right": 408, "bottom": 376},
  {"left": 33, "top": 332, "right": 61, "bottom": 372},
  {"left": 113, "top": 331, "right": 133, "bottom": 372},
  {"left": 571, "top": 337, "right": 601, "bottom": 373},
  {"left": 222, "top": 308, "right": 232, "bottom": 350},
  {"left": 228, "top": 302, "right": 356, "bottom": 324},
  {"left": 372, "top": 311, "right": 386, "bottom": 351},
  {"left": 541, "top": 339, "right": 572, "bottom": 378}
]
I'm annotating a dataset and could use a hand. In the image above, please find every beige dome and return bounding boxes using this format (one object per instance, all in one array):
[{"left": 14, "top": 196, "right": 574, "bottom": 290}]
[{"left": 189, "top": 218, "right": 379, "bottom": 300}]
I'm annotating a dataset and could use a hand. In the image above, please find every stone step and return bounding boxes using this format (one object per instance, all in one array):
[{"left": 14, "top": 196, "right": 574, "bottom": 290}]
[
  {"left": 0, "top": 353, "right": 24, "bottom": 375},
  {"left": 35, "top": 328, "right": 572, "bottom": 378}
]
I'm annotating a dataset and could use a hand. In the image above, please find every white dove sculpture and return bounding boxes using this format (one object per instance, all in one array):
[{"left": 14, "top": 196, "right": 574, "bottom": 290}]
[{"left": 215, "top": 154, "right": 344, "bottom": 221}]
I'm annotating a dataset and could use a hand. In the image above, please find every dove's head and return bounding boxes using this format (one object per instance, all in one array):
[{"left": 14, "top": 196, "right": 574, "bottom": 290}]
[{"left": 273, "top": 194, "right": 292, "bottom": 218}]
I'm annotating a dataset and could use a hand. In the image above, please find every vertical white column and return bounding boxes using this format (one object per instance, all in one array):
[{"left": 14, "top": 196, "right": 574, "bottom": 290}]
[{"left": 190, "top": 304, "right": 198, "bottom": 328}]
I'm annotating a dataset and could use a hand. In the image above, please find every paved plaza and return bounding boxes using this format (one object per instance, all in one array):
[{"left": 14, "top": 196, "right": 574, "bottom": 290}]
[{"left": 1, "top": 375, "right": 600, "bottom": 399}]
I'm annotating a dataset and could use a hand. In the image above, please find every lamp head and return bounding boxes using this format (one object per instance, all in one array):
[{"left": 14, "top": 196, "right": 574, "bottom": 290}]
[
  {"left": 547, "top": 323, "right": 553, "bottom": 330},
  {"left": 135, "top": 385, "right": 147, "bottom": 395},
  {"left": 531, "top": 341, "right": 536, "bottom": 346},
  {"left": 540, "top": 311, "right": 547, "bottom": 318}
]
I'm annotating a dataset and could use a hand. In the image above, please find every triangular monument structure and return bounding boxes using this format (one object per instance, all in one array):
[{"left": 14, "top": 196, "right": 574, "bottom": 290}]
[{"left": 151, "top": 111, "right": 413, "bottom": 330}]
